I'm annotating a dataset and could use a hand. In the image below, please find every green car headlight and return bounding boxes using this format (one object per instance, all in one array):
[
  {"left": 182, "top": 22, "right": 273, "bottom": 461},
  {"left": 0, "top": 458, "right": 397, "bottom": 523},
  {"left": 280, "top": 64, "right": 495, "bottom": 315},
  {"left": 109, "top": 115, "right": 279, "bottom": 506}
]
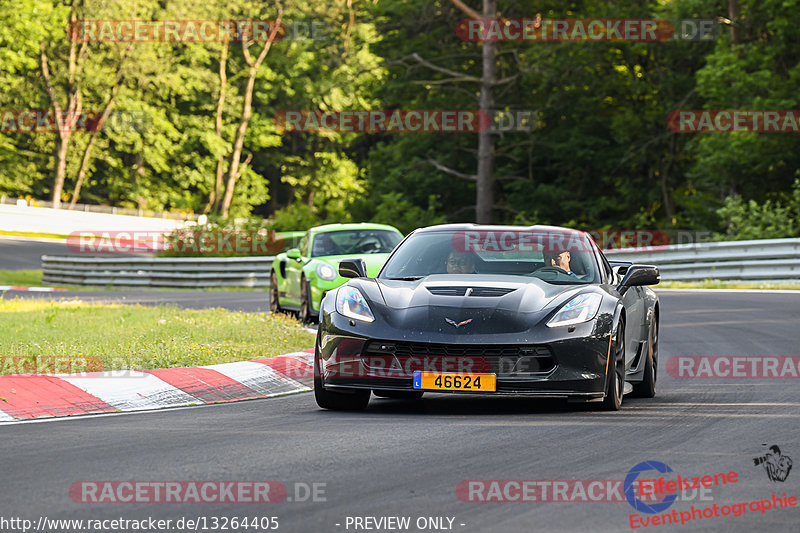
[
  {"left": 316, "top": 263, "right": 337, "bottom": 281},
  {"left": 336, "top": 286, "right": 375, "bottom": 323},
  {"left": 546, "top": 293, "right": 602, "bottom": 328}
]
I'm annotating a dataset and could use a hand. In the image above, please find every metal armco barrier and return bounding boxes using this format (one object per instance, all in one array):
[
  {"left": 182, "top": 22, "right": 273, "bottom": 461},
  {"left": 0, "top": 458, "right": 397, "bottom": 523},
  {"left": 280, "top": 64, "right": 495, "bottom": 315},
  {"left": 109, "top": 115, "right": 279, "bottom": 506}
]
[
  {"left": 604, "top": 238, "right": 800, "bottom": 282},
  {"left": 42, "top": 255, "right": 274, "bottom": 288},
  {"left": 41, "top": 238, "right": 800, "bottom": 287}
]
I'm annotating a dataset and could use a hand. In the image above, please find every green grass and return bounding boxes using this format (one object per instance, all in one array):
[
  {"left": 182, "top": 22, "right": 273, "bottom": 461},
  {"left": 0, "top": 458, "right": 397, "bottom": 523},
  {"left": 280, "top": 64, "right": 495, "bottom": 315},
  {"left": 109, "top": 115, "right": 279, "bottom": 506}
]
[
  {"left": 658, "top": 280, "right": 800, "bottom": 290},
  {"left": 0, "top": 298, "right": 315, "bottom": 375},
  {"left": 0, "top": 270, "right": 43, "bottom": 287}
]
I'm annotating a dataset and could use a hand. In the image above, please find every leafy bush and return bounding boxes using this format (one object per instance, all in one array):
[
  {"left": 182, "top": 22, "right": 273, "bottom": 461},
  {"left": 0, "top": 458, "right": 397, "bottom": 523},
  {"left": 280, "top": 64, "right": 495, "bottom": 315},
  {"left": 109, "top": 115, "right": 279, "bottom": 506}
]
[
  {"left": 716, "top": 180, "right": 800, "bottom": 240},
  {"left": 158, "top": 219, "right": 282, "bottom": 257}
]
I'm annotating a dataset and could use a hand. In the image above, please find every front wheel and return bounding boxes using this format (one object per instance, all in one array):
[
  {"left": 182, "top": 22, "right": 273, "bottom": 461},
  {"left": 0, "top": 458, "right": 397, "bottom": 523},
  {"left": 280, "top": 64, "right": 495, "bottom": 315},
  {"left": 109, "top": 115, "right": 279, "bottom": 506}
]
[
  {"left": 314, "top": 349, "right": 370, "bottom": 411},
  {"left": 601, "top": 322, "right": 625, "bottom": 411},
  {"left": 631, "top": 316, "right": 658, "bottom": 398}
]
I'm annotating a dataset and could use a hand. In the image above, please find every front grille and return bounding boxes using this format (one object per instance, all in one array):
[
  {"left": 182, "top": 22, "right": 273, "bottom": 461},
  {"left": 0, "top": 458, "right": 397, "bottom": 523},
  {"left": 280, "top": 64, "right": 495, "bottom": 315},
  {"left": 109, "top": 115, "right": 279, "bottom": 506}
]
[
  {"left": 426, "top": 286, "right": 516, "bottom": 297},
  {"left": 362, "top": 341, "right": 555, "bottom": 376}
]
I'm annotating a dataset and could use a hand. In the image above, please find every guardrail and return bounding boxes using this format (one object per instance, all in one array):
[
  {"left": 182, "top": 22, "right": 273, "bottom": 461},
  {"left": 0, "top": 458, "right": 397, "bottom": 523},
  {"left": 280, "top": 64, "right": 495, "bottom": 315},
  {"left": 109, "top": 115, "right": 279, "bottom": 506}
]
[
  {"left": 604, "top": 238, "right": 800, "bottom": 282},
  {"left": 0, "top": 195, "right": 202, "bottom": 221},
  {"left": 40, "top": 238, "right": 800, "bottom": 288},
  {"left": 42, "top": 255, "right": 274, "bottom": 288}
]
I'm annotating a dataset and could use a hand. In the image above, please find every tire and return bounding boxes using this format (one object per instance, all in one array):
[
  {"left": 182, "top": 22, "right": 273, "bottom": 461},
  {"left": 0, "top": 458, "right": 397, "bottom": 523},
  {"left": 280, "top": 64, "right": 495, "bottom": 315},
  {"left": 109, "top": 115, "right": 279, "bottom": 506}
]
[
  {"left": 314, "top": 347, "right": 370, "bottom": 411},
  {"left": 602, "top": 321, "right": 625, "bottom": 411},
  {"left": 631, "top": 316, "right": 658, "bottom": 398},
  {"left": 298, "top": 277, "right": 313, "bottom": 324},
  {"left": 373, "top": 390, "right": 424, "bottom": 400},
  {"left": 269, "top": 270, "right": 282, "bottom": 314}
]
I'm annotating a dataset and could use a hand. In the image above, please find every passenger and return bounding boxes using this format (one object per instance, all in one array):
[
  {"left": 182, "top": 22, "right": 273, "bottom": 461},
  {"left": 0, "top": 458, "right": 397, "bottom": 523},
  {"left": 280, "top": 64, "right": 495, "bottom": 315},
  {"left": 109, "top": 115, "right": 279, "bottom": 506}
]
[
  {"left": 542, "top": 249, "right": 579, "bottom": 278},
  {"left": 446, "top": 250, "right": 477, "bottom": 274}
]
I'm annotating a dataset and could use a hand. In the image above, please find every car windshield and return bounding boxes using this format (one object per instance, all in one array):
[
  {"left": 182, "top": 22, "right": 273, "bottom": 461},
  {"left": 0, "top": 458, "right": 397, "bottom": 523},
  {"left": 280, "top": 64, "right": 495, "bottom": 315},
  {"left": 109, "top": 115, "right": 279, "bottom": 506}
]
[
  {"left": 380, "top": 229, "right": 600, "bottom": 284},
  {"left": 310, "top": 229, "right": 402, "bottom": 257}
]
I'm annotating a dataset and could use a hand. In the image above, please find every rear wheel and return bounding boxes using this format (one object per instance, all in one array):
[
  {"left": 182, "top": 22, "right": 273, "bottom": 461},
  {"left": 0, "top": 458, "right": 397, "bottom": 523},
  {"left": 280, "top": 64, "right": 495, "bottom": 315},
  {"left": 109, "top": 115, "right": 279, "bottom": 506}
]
[
  {"left": 602, "top": 322, "right": 625, "bottom": 411},
  {"left": 373, "top": 390, "right": 424, "bottom": 400},
  {"left": 269, "top": 271, "right": 281, "bottom": 314},
  {"left": 631, "top": 315, "right": 658, "bottom": 398},
  {"left": 314, "top": 348, "right": 370, "bottom": 411}
]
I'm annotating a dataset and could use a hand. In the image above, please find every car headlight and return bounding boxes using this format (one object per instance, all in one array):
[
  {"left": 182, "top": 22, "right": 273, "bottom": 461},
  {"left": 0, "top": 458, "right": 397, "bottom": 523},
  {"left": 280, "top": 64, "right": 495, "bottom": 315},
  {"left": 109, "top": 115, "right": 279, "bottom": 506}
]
[
  {"left": 336, "top": 286, "right": 375, "bottom": 323},
  {"left": 316, "top": 263, "right": 337, "bottom": 281},
  {"left": 546, "top": 293, "right": 602, "bottom": 328}
]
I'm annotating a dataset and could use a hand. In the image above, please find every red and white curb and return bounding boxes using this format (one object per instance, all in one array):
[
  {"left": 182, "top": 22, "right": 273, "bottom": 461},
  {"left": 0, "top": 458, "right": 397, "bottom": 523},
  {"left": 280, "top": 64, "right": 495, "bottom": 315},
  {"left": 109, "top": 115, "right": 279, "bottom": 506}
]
[
  {"left": 0, "top": 286, "right": 67, "bottom": 292},
  {"left": 0, "top": 350, "right": 314, "bottom": 422}
]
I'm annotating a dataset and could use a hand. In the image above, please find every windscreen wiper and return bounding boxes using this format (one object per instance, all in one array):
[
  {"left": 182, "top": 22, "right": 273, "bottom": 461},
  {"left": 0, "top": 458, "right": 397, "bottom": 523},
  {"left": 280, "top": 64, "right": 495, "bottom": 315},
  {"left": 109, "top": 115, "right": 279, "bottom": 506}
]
[{"left": 385, "top": 276, "right": 425, "bottom": 281}]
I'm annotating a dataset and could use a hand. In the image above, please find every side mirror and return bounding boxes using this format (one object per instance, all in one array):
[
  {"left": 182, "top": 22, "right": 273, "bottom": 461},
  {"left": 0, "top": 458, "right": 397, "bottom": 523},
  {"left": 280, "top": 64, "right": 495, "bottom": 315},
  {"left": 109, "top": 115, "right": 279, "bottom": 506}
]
[
  {"left": 339, "top": 258, "right": 368, "bottom": 279},
  {"left": 286, "top": 248, "right": 302, "bottom": 260},
  {"left": 609, "top": 261, "right": 632, "bottom": 285},
  {"left": 617, "top": 264, "right": 660, "bottom": 295}
]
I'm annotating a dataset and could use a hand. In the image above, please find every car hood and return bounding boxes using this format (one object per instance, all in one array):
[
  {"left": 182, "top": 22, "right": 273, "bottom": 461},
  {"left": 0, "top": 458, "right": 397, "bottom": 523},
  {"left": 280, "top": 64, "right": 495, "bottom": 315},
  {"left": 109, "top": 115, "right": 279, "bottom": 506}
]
[{"left": 363, "top": 275, "right": 590, "bottom": 334}]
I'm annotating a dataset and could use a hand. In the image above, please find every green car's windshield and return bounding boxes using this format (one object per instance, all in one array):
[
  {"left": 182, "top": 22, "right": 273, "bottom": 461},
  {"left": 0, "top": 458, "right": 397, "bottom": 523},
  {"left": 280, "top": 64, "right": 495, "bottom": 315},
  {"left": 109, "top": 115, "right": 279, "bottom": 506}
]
[
  {"left": 310, "top": 230, "right": 402, "bottom": 257},
  {"left": 380, "top": 229, "right": 600, "bottom": 284}
]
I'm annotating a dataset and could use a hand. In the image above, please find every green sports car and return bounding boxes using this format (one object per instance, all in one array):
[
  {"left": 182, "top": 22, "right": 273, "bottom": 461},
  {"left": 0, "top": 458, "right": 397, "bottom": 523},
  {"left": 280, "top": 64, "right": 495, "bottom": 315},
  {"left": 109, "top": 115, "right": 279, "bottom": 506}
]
[{"left": 269, "top": 223, "right": 403, "bottom": 322}]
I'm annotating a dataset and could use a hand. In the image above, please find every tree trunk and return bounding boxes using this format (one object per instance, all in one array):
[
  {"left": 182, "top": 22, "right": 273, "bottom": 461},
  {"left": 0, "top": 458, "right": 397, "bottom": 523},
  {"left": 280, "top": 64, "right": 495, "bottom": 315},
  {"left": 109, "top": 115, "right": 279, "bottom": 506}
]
[
  {"left": 220, "top": 67, "right": 256, "bottom": 218},
  {"left": 52, "top": 133, "right": 70, "bottom": 208},
  {"left": 728, "top": 0, "right": 740, "bottom": 47},
  {"left": 207, "top": 38, "right": 229, "bottom": 214},
  {"left": 220, "top": 10, "right": 283, "bottom": 218},
  {"left": 69, "top": 53, "right": 128, "bottom": 209},
  {"left": 40, "top": 5, "right": 88, "bottom": 209},
  {"left": 475, "top": 0, "right": 496, "bottom": 223}
]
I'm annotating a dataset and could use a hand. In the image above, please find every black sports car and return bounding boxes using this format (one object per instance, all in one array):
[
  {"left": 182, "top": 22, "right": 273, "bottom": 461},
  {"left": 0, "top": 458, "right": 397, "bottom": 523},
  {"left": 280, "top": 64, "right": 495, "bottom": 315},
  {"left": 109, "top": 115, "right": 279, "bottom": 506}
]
[{"left": 314, "top": 224, "right": 660, "bottom": 411}]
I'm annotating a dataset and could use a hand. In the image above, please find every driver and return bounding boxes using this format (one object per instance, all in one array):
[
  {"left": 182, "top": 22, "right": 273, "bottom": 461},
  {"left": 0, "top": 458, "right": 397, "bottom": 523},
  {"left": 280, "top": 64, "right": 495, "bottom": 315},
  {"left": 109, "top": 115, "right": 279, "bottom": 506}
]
[
  {"left": 542, "top": 249, "right": 579, "bottom": 278},
  {"left": 446, "top": 250, "right": 477, "bottom": 274}
]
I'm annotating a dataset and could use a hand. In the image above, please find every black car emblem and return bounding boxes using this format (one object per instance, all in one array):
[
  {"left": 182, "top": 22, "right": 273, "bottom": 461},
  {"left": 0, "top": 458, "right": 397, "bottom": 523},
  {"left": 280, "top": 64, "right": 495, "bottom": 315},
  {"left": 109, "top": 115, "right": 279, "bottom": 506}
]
[{"left": 445, "top": 318, "right": 473, "bottom": 328}]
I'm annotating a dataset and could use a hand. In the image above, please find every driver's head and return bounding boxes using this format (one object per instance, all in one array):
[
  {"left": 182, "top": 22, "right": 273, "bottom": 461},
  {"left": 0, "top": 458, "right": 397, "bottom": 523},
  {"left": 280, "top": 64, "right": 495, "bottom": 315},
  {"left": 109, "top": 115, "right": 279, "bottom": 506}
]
[
  {"left": 543, "top": 249, "right": 571, "bottom": 271},
  {"left": 446, "top": 250, "right": 477, "bottom": 274}
]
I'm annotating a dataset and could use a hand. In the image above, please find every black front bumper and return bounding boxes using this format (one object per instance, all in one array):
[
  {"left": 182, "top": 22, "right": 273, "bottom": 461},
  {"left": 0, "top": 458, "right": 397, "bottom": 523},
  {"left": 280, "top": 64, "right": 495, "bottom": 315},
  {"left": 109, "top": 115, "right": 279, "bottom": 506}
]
[{"left": 317, "top": 310, "right": 613, "bottom": 401}]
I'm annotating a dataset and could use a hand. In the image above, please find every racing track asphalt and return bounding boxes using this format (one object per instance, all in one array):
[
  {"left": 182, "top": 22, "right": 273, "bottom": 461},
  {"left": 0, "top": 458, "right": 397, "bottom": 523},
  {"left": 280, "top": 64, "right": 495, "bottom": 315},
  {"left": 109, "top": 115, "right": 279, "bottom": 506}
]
[
  {"left": 0, "top": 237, "right": 149, "bottom": 270},
  {"left": 1, "top": 291, "right": 799, "bottom": 532}
]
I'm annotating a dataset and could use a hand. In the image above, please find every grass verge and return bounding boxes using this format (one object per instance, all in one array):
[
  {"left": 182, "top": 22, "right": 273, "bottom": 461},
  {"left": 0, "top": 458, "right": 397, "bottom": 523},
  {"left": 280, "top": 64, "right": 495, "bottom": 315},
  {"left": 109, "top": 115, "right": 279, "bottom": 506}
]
[
  {"left": 0, "top": 270, "right": 43, "bottom": 287},
  {"left": 0, "top": 298, "right": 315, "bottom": 374},
  {"left": 658, "top": 280, "right": 800, "bottom": 290}
]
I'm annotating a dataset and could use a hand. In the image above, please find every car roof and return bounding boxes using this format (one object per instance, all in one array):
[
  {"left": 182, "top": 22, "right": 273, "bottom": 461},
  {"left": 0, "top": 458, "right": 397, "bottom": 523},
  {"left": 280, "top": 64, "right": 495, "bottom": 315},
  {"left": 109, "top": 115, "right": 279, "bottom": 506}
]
[
  {"left": 411, "top": 223, "right": 587, "bottom": 234},
  {"left": 309, "top": 223, "right": 402, "bottom": 235}
]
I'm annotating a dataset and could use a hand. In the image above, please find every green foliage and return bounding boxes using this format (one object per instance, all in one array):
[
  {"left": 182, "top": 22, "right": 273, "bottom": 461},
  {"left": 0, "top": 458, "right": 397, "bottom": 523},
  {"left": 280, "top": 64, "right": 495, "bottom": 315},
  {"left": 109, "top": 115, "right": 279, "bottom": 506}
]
[
  {"left": 0, "top": 0, "right": 797, "bottom": 235},
  {"left": 369, "top": 192, "right": 445, "bottom": 235},
  {"left": 158, "top": 218, "right": 279, "bottom": 257},
  {"left": 716, "top": 179, "right": 800, "bottom": 240},
  {"left": 268, "top": 202, "right": 321, "bottom": 232}
]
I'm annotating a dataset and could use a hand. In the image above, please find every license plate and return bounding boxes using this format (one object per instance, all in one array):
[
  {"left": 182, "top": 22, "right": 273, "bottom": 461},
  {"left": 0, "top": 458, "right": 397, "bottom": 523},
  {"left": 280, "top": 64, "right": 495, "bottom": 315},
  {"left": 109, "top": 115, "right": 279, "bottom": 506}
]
[{"left": 413, "top": 371, "right": 496, "bottom": 392}]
